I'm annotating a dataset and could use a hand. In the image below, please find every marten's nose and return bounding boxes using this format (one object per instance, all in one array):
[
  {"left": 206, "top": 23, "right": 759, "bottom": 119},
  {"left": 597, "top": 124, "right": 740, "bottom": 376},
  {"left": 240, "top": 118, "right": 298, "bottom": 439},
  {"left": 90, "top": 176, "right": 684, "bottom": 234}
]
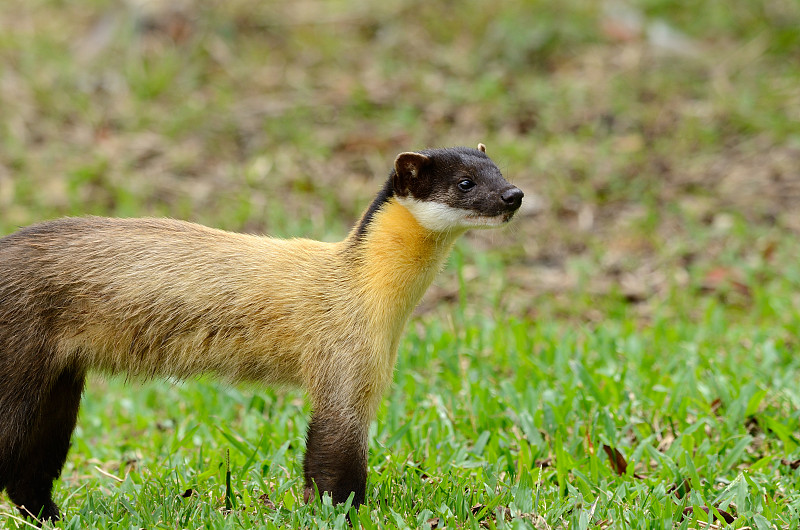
[{"left": 501, "top": 187, "right": 524, "bottom": 209}]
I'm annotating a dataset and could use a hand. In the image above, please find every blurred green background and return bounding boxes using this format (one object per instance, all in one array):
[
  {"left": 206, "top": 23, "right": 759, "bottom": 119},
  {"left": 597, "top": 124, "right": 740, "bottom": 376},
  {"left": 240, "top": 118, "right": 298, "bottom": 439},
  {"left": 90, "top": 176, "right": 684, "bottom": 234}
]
[
  {"left": 1, "top": 0, "right": 799, "bottom": 323},
  {"left": 2, "top": 0, "right": 800, "bottom": 527}
]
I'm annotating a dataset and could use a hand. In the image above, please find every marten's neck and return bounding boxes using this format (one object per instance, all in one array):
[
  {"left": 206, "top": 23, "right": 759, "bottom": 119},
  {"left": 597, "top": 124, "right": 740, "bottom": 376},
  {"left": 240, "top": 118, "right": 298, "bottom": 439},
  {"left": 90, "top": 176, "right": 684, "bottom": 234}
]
[{"left": 346, "top": 197, "right": 464, "bottom": 345}]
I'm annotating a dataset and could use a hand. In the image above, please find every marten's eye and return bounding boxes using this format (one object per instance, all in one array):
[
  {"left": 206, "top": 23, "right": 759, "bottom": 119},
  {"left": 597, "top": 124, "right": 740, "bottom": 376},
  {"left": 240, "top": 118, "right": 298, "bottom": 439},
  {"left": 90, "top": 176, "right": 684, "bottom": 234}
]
[{"left": 458, "top": 179, "right": 476, "bottom": 192}]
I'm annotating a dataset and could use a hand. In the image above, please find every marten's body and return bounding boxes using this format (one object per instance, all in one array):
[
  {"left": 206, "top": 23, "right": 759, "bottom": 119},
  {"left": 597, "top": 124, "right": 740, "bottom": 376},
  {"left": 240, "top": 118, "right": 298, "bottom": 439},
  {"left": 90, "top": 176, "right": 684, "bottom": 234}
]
[{"left": 0, "top": 145, "right": 523, "bottom": 521}]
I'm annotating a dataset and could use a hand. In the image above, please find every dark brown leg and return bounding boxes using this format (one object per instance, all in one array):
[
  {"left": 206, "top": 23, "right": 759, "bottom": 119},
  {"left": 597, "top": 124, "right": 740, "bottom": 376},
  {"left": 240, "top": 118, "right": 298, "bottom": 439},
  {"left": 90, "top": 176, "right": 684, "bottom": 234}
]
[
  {"left": 5, "top": 368, "right": 85, "bottom": 522},
  {"left": 0, "top": 390, "right": 37, "bottom": 499},
  {"left": 302, "top": 409, "right": 368, "bottom": 508}
]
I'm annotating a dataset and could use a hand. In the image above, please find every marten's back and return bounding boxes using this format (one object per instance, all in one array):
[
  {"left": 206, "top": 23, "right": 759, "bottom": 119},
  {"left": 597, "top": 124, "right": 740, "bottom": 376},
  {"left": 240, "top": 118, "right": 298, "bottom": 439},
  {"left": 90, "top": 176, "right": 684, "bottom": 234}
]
[{"left": 0, "top": 217, "right": 355, "bottom": 385}]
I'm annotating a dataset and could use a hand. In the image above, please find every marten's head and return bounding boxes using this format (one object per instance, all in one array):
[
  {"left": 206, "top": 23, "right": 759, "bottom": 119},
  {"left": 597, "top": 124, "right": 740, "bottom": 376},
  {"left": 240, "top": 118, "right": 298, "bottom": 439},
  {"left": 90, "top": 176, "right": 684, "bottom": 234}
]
[{"left": 392, "top": 144, "right": 523, "bottom": 232}]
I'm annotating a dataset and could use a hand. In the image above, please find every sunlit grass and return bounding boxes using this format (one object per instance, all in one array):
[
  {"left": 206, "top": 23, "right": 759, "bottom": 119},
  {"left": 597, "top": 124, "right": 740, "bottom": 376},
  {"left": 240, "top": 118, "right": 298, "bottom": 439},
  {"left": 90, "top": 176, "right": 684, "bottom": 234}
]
[
  {"left": 2, "top": 0, "right": 799, "bottom": 527},
  {"left": 8, "top": 296, "right": 796, "bottom": 528}
]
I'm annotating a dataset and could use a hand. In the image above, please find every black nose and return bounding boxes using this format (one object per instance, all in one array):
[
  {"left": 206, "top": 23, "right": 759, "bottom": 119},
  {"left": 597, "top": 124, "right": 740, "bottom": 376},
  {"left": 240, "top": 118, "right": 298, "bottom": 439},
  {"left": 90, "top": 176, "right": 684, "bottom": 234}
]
[{"left": 501, "top": 187, "right": 524, "bottom": 208}]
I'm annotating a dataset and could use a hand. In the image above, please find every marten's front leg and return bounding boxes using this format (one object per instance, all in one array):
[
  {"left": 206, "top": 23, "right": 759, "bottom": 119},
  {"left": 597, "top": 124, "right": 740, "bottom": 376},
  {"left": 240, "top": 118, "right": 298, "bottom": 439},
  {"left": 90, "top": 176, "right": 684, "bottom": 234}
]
[{"left": 302, "top": 407, "right": 368, "bottom": 507}]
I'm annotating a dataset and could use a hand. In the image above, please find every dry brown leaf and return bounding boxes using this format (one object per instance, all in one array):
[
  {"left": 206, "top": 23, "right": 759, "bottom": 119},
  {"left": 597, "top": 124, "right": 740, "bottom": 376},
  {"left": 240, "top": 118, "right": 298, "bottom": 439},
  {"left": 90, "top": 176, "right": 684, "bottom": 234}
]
[
  {"left": 682, "top": 506, "right": 735, "bottom": 524},
  {"left": 602, "top": 444, "right": 628, "bottom": 476},
  {"left": 781, "top": 458, "right": 800, "bottom": 470}
]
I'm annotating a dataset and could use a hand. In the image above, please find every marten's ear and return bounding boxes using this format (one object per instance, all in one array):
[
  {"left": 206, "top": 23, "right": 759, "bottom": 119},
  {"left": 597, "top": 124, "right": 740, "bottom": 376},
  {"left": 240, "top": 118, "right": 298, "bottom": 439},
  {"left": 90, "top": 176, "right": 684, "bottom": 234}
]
[
  {"left": 477, "top": 143, "right": 486, "bottom": 153},
  {"left": 393, "top": 152, "right": 430, "bottom": 196}
]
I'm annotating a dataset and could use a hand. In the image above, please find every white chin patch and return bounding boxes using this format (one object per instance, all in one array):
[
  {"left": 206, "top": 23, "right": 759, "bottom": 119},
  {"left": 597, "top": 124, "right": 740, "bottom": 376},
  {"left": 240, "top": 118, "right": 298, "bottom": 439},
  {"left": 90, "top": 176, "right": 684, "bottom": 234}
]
[{"left": 396, "top": 197, "right": 506, "bottom": 232}]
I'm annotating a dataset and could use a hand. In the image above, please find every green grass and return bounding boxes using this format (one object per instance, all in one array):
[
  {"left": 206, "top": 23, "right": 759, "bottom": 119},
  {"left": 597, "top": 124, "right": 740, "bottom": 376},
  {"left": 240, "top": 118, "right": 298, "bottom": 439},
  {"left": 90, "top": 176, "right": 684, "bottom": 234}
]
[
  {"left": 7, "top": 301, "right": 800, "bottom": 528},
  {"left": 2, "top": 0, "right": 800, "bottom": 527}
]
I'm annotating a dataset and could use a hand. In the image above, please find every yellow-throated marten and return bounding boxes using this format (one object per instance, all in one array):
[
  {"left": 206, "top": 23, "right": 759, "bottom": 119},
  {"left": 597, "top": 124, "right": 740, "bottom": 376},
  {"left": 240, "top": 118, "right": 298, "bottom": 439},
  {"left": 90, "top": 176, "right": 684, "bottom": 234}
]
[{"left": 0, "top": 144, "right": 523, "bottom": 521}]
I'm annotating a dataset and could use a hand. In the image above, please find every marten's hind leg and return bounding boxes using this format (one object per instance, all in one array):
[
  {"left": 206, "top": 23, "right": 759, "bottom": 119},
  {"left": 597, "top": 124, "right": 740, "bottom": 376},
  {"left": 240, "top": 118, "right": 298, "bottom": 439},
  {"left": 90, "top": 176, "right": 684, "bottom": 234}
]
[
  {"left": 0, "top": 366, "right": 46, "bottom": 500},
  {"left": 4, "top": 368, "right": 85, "bottom": 522}
]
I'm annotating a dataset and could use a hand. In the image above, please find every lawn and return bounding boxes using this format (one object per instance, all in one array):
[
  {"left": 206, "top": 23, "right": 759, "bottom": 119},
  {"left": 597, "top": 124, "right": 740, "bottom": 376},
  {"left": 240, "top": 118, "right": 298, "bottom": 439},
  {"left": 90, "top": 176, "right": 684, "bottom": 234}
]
[{"left": 1, "top": 0, "right": 799, "bottom": 528}]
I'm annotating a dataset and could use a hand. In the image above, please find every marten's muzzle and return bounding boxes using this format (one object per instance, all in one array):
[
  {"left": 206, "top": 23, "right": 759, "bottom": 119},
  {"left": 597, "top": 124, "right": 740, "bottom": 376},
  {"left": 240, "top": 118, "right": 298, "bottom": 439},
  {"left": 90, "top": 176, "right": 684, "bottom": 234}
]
[{"left": 501, "top": 187, "right": 524, "bottom": 211}]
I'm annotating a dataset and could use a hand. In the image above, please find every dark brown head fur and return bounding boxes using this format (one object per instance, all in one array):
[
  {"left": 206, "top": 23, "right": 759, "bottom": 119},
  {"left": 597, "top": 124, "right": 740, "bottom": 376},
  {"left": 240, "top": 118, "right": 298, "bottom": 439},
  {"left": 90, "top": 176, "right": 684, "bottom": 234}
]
[{"left": 354, "top": 145, "right": 523, "bottom": 238}]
